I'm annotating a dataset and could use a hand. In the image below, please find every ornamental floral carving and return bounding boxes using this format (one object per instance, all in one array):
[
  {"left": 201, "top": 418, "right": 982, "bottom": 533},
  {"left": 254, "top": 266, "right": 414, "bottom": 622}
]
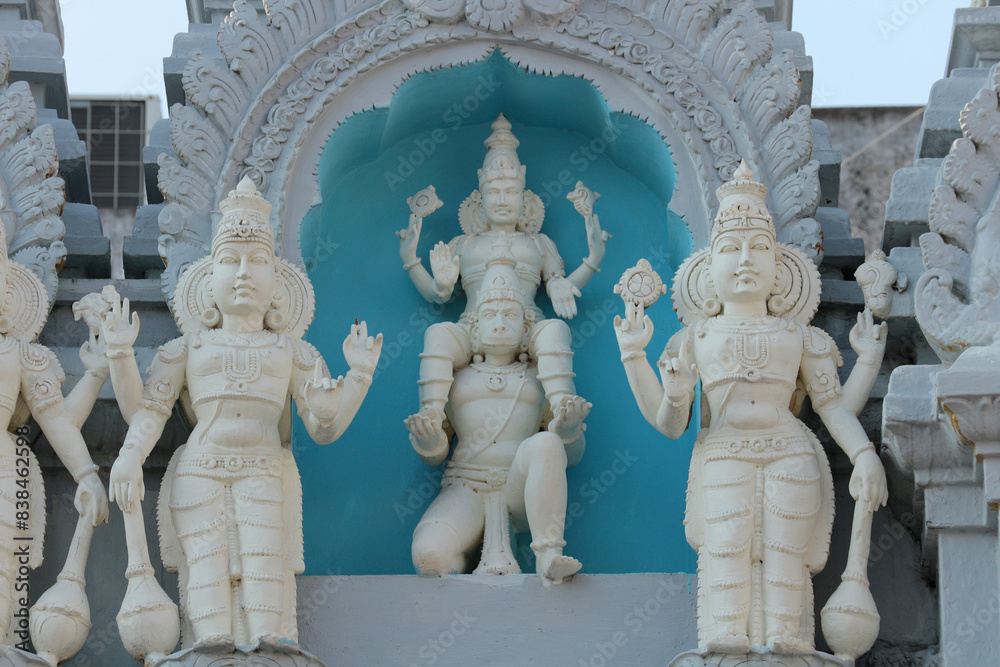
[
  {"left": 916, "top": 62, "right": 1000, "bottom": 360},
  {"left": 156, "top": 0, "right": 822, "bottom": 298},
  {"left": 0, "top": 37, "right": 67, "bottom": 304}
]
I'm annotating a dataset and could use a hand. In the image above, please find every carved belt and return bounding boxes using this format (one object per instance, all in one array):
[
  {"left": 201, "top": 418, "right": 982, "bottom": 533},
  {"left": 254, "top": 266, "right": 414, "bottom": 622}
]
[
  {"left": 703, "top": 430, "right": 813, "bottom": 462},
  {"left": 442, "top": 462, "right": 520, "bottom": 575},
  {"left": 176, "top": 454, "right": 282, "bottom": 479}
]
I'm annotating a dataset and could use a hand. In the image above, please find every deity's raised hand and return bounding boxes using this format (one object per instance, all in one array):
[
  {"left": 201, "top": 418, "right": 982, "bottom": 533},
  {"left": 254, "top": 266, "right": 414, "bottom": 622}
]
[
  {"left": 429, "top": 241, "right": 460, "bottom": 288},
  {"left": 343, "top": 320, "right": 383, "bottom": 376},
  {"left": 397, "top": 213, "right": 423, "bottom": 264},
  {"left": 659, "top": 339, "right": 698, "bottom": 399},
  {"left": 614, "top": 300, "right": 654, "bottom": 356},
  {"left": 304, "top": 364, "right": 344, "bottom": 424},
  {"left": 102, "top": 292, "right": 140, "bottom": 352},
  {"left": 849, "top": 307, "right": 888, "bottom": 362}
]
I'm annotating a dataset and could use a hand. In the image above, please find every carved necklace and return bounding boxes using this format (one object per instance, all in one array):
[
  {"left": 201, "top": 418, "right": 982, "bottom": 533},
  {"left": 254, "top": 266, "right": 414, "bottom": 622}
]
[
  {"left": 712, "top": 316, "right": 785, "bottom": 370},
  {"left": 472, "top": 361, "right": 527, "bottom": 392}
]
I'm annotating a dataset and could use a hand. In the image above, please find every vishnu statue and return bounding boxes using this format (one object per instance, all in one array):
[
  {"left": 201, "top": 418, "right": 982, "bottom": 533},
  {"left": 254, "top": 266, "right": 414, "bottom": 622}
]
[
  {"left": 398, "top": 115, "right": 608, "bottom": 451},
  {"left": 407, "top": 236, "right": 587, "bottom": 584},
  {"left": 614, "top": 162, "right": 888, "bottom": 663},
  {"left": 106, "top": 177, "right": 382, "bottom": 661}
]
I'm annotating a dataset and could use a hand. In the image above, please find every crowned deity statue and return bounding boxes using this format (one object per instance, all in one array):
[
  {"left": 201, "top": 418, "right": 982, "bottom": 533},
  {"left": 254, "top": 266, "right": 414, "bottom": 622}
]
[
  {"left": 397, "top": 115, "right": 609, "bottom": 453},
  {"left": 105, "top": 177, "right": 382, "bottom": 663},
  {"left": 614, "top": 163, "right": 889, "bottom": 664},
  {"left": 0, "top": 222, "right": 111, "bottom": 666},
  {"left": 407, "top": 236, "right": 588, "bottom": 584}
]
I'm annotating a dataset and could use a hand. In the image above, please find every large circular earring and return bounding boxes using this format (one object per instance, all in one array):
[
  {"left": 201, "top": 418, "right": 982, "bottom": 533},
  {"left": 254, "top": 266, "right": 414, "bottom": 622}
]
[
  {"left": 264, "top": 292, "right": 285, "bottom": 331},
  {"left": 200, "top": 279, "right": 220, "bottom": 328}
]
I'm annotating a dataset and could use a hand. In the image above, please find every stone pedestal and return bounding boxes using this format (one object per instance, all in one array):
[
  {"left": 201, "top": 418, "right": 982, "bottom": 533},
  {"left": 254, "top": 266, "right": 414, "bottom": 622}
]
[
  {"left": 150, "top": 646, "right": 326, "bottom": 666},
  {"left": 668, "top": 648, "right": 850, "bottom": 667}
]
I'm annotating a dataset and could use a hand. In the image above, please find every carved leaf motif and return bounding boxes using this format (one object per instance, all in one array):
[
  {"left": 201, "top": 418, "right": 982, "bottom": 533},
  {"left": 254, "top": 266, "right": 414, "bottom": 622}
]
[
  {"left": 770, "top": 160, "right": 820, "bottom": 228},
  {"left": 700, "top": 1, "right": 771, "bottom": 93},
  {"left": 402, "top": 0, "right": 466, "bottom": 23},
  {"left": 466, "top": 0, "right": 524, "bottom": 32},
  {"left": 0, "top": 38, "right": 9, "bottom": 84},
  {"left": 920, "top": 232, "right": 970, "bottom": 291},
  {"left": 941, "top": 138, "right": 996, "bottom": 212},
  {"left": 169, "top": 104, "right": 227, "bottom": 179},
  {"left": 9, "top": 177, "right": 64, "bottom": 224},
  {"left": 927, "top": 185, "right": 976, "bottom": 251},
  {"left": 959, "top": 87, "right": 1000, "bottom": 152},
  {"left": 265, "top": 0, "right": 329, "bottom": 50},
  {"left": 0, "top": 126, "right": 58, "bottom": 192},
  {"left": 736, "top": 49, "right": 799, "bottom": 132},
  {"left": 12, "top": 242, "right": 66, "bottom": 305},
  {"left": 181, "top": 50, "right": 250, "bottom": 134},
  {"left": 0, "top": 81, "right": 38, "bottom": 155},
  {"left": 219, "top": 0, "right": 286, "bottom": 91},
  {"left": 10, "top": 213, "right": 65, "bottom": 251},
  {"left": 648, "top": 0, "right": 721, "bottom": 48},
  {"left": 762, "top": 105, "right": 813, "bottom": 186},
  {"left": 157, "top": 155, "right": 213, "bottom": 219}
]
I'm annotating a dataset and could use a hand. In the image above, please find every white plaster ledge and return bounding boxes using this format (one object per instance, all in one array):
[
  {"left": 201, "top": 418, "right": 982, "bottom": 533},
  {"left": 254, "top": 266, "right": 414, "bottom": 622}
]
[{"left": 296, "top": 573, "right": 698, "bottom": 666}]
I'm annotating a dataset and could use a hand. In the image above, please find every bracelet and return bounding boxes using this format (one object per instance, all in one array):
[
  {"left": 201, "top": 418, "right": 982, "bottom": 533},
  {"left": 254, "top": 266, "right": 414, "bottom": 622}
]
[
  {"left": 621, "top": 350, "right": 646, "bottom": 362},
  {"left": 855, "top": 356, "right": 879, "bottom": 367},
  {"left": 582, "top": 257, "right": 601, "bottom": 273},
  {"left": 347, "top": 369, "right": 373, "bottom": 386},
  {"left": 849, "top": 441, "right": 876, "bottom": 465},
  {"left": 105, "top": 346, "right": 134, "bottom": 359},
  {"left": 402, "top": 258, "right": 421, "bottom": 271},
  {"left": 84, "top": 367, "right": 109, "bottom": 379},
  {"left": 71, "top": 464, "right": 99, "bottom": 483}
]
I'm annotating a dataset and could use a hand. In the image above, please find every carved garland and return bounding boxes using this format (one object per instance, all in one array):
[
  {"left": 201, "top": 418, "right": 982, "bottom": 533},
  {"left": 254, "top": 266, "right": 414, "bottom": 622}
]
[
  {"left": 915, "top": 62, "right": 1000, "bottom": 360},
  {"left": 0, "top": 38, "right": 67, "bottom": 303},
  {"left": 156, "top": 0, "right": 820, "bottom": 297}
]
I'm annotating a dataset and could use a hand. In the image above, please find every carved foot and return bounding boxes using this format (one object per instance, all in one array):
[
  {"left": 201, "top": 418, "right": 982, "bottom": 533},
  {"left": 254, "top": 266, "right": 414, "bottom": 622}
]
[
  {"left": 704, "top": 634, "right": 751, "bottom": 654},
  {"left": 771, "top": 636, "right": 814, "bottom": 654},
  {"left": 192, "top": 633, "right": 235, "bottom": 653},
  {"left": 538, "top": 552, "right": 582, "bottom": 585}
]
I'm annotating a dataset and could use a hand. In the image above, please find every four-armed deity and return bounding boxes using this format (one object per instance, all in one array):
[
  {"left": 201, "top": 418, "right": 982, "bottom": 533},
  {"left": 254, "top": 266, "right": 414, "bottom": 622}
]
[
  {"left": 407, "top": 237, "right": 588, "bottom": 583},
  {"left": 615, "top": 163, "right": 888, "bottom": 664},
  {"left": 105, "top": 177, "right": 382, "bottom": 662}
]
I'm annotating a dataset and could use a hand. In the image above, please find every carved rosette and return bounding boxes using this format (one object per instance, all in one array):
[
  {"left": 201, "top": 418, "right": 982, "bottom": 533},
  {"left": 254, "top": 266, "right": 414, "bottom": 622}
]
[
  {"left": 156, "top": 0, "right": 821, "bottom": 298},
  {"left": 915, "top": 62, "right": 1000, "bottom": 361},
  {"left": 0, "top": 37, "right": 67, "bottom": 304}
]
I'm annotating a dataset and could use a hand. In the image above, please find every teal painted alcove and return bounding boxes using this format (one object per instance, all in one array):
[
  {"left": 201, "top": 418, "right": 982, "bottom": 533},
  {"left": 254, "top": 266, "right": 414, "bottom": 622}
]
[{"left": 296, "top": 53, "right": 698, "bottom": 575}]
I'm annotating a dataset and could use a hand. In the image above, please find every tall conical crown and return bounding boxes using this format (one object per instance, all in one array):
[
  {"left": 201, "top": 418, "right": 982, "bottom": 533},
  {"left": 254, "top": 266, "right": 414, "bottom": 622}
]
[
  {"left": 212, "top": 175, "right": 274, "bottom": 255},
  {"left": 478, "top": 115, "right": 526, "bottom": 188},
  {"left": 711, "top": 160, "right": 775, "bottom": 241},
  {"left": 476, "top": 233, "right": 525, "bottom": 307}
]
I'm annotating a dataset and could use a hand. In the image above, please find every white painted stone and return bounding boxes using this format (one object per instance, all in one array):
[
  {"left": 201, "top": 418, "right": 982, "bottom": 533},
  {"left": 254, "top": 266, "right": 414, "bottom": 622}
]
[
  {"left": 614, "top": 163, "right": 887, "bottom": 660},
  {"left": 105, "top": 177, "right": 383, "bottom": 662}
]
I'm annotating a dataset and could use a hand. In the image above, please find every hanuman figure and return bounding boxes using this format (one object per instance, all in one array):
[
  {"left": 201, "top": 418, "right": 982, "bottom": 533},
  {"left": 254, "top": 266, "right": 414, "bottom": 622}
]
[
  {"left": 398, "top": 115, "right": 608, "bottom": 451},
  {"left": 407, "top": 237, "right": 588, "bottom": 583},
  {"left": 107, "top": 177, "right": 382, "bottom": 655},
  {"left": 614, "top": 163, "right": 887, "bottom": 658}
]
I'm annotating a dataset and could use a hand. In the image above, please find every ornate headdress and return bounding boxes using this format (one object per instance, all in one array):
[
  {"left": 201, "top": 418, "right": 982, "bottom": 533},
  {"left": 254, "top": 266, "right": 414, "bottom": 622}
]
[
  {"left": 711, "top": 160, "right": 775, "bottom": 242},
  {"left": 478, "top": 114, "right": 526, "bottom": 188},
  {"left": 477, "top": 234, "right": 525, "bottom": 307},
  {"left": 212, "top": 175, "right": 274, "bottom": 256},
  {"left": 671, "top": 159, "right": 821, "bottom": 325}
]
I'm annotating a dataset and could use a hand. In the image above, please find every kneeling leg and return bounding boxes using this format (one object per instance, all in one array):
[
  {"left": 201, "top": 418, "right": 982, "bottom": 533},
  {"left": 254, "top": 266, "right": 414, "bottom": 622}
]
[{"left": 412, "top": 484, "right": 484, "bottom": 576}]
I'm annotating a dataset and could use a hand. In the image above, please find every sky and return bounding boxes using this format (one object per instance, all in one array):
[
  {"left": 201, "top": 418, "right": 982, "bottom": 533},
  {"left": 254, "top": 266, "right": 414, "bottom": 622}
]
[{"left": 60, "top": 0, "right": 974, "bottom": 116}]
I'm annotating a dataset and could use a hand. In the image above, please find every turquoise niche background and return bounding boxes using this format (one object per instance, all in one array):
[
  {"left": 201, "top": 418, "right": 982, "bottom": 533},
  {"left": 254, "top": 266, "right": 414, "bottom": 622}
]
[{"left": 297, "top": 53, "right": 698, "bottom": 575}]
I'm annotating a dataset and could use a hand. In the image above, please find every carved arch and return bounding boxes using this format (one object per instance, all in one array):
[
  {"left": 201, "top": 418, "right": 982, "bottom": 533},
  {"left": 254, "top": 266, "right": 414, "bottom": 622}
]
[
  {"left": 916, "top": 62, "right": 1000, "bottom": 361},
  {"left": 0, "top": 38, "right": 67, "bottom": 301},
  {"left": 156, "top": 0, "right": 820, "bottom": 297}
]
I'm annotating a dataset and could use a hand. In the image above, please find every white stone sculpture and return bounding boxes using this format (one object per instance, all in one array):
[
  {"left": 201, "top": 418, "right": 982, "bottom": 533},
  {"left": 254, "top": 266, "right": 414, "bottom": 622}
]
[
  {"left": 157, "top": 1, "right": 823, "bottom": 294},
  {"left": 398, "top": 115, "right": 606, "bottom": 451},
  {"left": 0, "top": 223, "right": 109, "bottom": 667},
  {"left": 407, "top": 236, "right": 587, "bottom": 584},
  {"left": 614, "top": 163, "right": 888, "bottom": 663},
  {"left": 106, "top": 177, "right": 382, "bottom": 664}
]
